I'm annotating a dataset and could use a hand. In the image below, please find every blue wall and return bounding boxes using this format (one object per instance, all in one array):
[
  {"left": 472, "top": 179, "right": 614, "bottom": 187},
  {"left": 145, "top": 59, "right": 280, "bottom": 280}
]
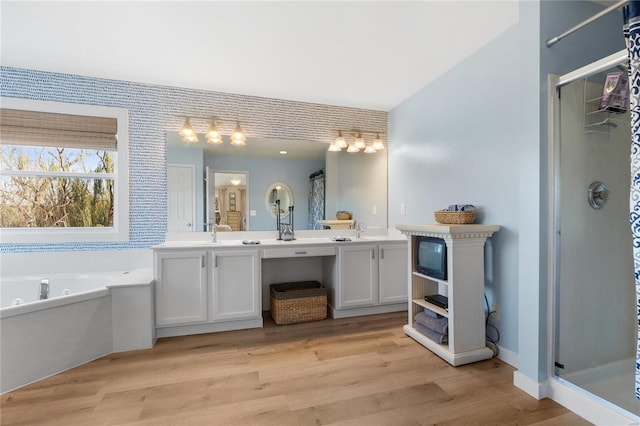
[
  {"left": 389, "top": 22, "right": 524, "bottom": 359},
  {"left": 388, "top": 0, "right": 623, "bottom": 382}
]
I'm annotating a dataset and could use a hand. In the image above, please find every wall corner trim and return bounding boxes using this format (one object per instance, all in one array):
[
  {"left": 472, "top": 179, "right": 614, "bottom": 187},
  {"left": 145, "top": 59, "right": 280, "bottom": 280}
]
[{"left": 513, "top": 370, "right": 549, "bottom": 400}]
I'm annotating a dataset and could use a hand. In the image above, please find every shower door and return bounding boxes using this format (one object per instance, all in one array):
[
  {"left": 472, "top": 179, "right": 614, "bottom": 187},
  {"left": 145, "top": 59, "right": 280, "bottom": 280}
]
[{"left": 554, "top": 66, "right": 636, "bottom": 392}]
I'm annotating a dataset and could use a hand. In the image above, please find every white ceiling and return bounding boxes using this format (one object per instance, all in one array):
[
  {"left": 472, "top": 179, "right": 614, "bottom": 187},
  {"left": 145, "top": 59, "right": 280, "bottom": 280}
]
[{"left": 1, "top": 1, "right": 519, "bottom": 111}]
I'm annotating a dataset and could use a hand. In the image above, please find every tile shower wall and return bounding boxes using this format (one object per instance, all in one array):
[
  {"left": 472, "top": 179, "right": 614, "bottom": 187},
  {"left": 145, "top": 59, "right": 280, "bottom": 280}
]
[{"left": 0, "top": 66, "right": 387, "bottom": 253}]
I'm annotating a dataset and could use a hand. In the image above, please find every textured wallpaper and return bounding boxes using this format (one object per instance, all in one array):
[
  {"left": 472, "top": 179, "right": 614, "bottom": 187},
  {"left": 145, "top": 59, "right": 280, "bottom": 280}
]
[{"left": 0, "top": 67, "right": 387, "bottom": 252}]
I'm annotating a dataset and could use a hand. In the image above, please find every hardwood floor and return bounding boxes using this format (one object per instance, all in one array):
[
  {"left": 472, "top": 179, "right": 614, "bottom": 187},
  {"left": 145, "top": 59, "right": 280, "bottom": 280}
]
[{"left": 1, "top": 312, "right": 589, "bottom": 425}]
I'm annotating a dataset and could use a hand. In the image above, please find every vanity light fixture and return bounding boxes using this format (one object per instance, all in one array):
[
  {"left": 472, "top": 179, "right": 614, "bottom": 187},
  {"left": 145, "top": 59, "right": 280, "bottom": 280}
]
[
  {"left": 330, "top": 129, "right": 386, "bottom": 153},
  {"left": 230, "top": 122, "right": 247, "bottom": 146},
  {"left": 335, "top": 131, "right": 347, "bottom": 149},
  {"left": 205, "top": 121, "right": 222, "bottom": 145},
  {"left": 372, "top": 133, "right": 385, "bottom": 150},
  {"left": 179, "top": 118, "right": 199, "bottom": 144},
  {"left": 179, "top": 117, "right": 247, "bottom": 146}
]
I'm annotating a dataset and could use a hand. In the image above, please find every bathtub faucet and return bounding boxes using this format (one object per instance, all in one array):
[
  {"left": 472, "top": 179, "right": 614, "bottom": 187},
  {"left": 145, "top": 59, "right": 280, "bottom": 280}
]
[{"left": 39, "top": 279, "right": 50, "bottom": 300}]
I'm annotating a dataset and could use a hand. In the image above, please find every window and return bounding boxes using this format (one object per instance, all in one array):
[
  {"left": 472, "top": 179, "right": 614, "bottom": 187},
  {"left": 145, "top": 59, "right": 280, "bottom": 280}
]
[{"left": 0, "top": 98, "right": 129, "bottom": 243}]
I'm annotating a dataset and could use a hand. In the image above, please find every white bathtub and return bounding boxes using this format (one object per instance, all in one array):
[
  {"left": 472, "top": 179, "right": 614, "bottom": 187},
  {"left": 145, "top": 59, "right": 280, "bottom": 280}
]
[{"left": 0, "top": 268, "right": 155, "bottom": 393}]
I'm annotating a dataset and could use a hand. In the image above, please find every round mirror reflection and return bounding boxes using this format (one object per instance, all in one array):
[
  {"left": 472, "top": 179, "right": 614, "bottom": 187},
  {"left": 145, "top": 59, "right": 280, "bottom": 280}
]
[{"left": 265, "top": 182, "right": 293, "bottom": 219}]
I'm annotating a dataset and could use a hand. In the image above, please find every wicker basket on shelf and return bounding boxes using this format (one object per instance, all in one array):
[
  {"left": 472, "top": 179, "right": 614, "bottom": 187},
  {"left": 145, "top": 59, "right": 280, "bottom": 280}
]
[
  {"left": 336, "top": 211, "right": 351, "bottom": 220},
  {"left": 434, "top": 210, "right": 476, "bottom": 224}
]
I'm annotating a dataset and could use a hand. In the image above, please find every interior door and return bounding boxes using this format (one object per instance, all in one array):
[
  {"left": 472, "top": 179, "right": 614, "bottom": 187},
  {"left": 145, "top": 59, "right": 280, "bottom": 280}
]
[{"left": 167, "top": 164, "right": 195, "bottom": 232}]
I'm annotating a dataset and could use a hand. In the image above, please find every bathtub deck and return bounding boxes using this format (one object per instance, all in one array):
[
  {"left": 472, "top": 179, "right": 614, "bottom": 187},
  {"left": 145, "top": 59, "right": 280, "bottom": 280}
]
[{"left": 0, "top": 312, "right": 588, "bottom": 426}]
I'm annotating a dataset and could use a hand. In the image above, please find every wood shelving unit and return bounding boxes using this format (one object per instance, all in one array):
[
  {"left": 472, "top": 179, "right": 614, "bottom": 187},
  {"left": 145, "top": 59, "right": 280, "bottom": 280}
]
[{"left": 396, "top": 224, "right": 500, "bottom": 366}]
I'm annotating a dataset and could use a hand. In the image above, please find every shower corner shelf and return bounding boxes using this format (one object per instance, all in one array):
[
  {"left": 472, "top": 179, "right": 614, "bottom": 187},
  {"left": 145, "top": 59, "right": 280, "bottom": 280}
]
[{"left": 583, "top": 80, "right": 628, "bottom": 134}]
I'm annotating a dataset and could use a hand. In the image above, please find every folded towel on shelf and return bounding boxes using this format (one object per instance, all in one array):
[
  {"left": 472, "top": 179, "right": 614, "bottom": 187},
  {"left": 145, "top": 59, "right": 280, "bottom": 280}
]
[
  {"left": 415, "top": 312, "right": 449, "bottom": 335},
  {"left": 415, "top": 322, "right": 448, "bottom": 344},
  {"left": 422, "top": 308, "right": 443, "bottom": 319}
]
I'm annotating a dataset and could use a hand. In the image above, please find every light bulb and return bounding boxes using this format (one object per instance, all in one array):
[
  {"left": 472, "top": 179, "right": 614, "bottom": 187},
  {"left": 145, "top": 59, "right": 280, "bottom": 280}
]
[
  {"left": 373, "top": 134, "right": 385, "bottom": 150},
  {"left": 206, "top": 121, "right": 221, "bottom": 140},
  {"left": 354, "top": 133, "right": 365, "bottom": 149},
  {"left": 364, "top": 145, "right": 376, "bottom": 153},
  {"left": 183, "top": 133, "right": 199, "bottom": 144},
  {"left": 179, "top": 118, "right": 197, "bottom": 141},
  {"left": 347, "top": 144, "right": 360, "bottom": 153},
  {"left": 328, "top": 143, "right": 341, "bottom": 152},
  {"left": 231, "top": 122, "right": 246, "bottom": 145},
  {"left": 335, "top": 131, "right": 347, "bottom": 149},
  {"left": 206, "top": 134, "right": 222, "bottom": 145}
]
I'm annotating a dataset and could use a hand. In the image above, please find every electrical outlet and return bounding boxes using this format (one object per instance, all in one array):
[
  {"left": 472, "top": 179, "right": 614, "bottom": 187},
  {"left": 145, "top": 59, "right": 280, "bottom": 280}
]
[
  {"left": 491, "top": 303, "right": 500, "bottom": 321},
  {"left": 400, "top": 203, "right": 406, "bottom": 215},
  {"left": 372, "top": 204, "right": 377, "bottom": 215}
]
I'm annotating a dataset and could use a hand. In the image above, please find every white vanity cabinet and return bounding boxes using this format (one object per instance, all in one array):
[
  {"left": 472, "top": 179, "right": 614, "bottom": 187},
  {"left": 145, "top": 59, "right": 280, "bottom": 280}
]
[
  {"left": 210, "top": 249, "right": 260, "bottom": 321},
  {"left": 155, "top": 250, "right": 208, "bottom": 327},
  {"left": 336, "top": 244, "right": 378, "bottom": 309},
  {"left": 378, "top": 243, "right": 409, "bottom": 304},
  {"left": 333, "top": 241, "right": 408, "bottom": 314},
  {"left": 153, "top": 233, "right": 408, "bottom": 334}
]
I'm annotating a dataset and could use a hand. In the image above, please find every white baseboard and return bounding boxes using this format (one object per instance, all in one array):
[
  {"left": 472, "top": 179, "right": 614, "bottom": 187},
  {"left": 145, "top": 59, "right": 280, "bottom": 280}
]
[
  {"left": 513, "top": 371, "right": 549, "bottom": 400},
  {"left": 496, "top": 345, "right": 518, "bottom": 368}
]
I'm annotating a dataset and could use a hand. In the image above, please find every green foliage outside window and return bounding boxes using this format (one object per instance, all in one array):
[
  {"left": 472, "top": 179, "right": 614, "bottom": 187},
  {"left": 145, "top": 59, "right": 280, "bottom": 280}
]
[{"left": 0, "top": 146, "right": 115, "bottom": 228}]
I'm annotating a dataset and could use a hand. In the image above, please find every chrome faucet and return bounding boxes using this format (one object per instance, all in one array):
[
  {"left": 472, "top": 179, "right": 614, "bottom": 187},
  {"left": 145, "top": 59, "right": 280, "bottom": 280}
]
[
  {"left": 39, "top": 279, "right": 50, "bottom": 300},
  {"left": 356, "top": 223, "right": 364, "bottom": 239},
  {"left": 211, "top": 225, "right": 217, "bottom": 243}
]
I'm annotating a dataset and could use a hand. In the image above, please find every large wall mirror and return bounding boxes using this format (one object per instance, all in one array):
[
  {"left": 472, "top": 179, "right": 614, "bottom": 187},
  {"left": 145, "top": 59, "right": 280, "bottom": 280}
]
[{"left": 166, "top": 131, "right": 388, "bottom": 233}]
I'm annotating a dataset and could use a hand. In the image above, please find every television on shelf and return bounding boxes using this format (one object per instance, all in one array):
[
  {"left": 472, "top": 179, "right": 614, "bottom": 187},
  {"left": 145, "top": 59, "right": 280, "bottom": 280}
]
[{"left": 415, "top": 236, "right": 447, "bottom": 280}]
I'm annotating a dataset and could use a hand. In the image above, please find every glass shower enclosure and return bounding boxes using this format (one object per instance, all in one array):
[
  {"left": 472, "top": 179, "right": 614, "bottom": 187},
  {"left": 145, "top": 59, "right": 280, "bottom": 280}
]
[{"left": 552, "top": 54, "right": 638, "bottom": 417}]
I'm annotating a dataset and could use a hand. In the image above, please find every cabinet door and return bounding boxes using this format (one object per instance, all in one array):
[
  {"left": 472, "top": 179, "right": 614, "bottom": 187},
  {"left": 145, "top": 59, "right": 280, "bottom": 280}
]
[
  {"left": 211, "top": 249, "right": 261, "bottom": 321},
  {"left": 155, "top": 251, "right": 207, "bottom": 327},
  {"left": 337, "top": 245, "right": 377, "bottom": 308},
  {"left": 378, "top": 243, "right": 409, "bottom": 304}
]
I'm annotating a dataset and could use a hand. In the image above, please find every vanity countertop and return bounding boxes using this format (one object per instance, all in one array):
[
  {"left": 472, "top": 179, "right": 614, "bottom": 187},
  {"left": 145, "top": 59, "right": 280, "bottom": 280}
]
[{"left": 153, "top": 229, "right": 407, "bottom": 250}]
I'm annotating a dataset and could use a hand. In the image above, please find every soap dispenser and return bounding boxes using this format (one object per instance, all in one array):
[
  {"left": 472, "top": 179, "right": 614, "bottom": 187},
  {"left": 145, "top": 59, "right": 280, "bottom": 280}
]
[{"left": 281, "top": 224, "right": 294, "bottom": 241}]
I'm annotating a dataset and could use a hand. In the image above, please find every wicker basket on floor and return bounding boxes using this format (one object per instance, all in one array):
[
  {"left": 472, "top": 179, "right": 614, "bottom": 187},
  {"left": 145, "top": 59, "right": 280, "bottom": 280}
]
[
  {"left": 270, "top": 281, "right": 327, "bottom": 325},
  {"left": 434, "top": 210, "right": 476, "bottom": 224}
]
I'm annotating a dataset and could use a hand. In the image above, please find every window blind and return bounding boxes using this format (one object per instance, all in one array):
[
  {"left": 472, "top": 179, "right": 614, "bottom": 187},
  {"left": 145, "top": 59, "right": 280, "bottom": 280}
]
[{"left": 0, "top": 108, "right": 118, "bottom": 150}]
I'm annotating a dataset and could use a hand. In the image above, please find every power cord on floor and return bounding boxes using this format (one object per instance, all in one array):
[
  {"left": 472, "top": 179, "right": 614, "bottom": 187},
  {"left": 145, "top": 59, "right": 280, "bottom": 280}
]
[{"left": 484, "top": 294, "right": 501, "bottom": 358}]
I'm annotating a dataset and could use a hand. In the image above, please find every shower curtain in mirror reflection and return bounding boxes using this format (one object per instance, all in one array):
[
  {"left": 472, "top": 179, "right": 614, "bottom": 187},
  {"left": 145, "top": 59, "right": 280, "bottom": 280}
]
[
  {"left": 308, "top": 170, "right": 325, "bottom": 230},
  {"left": 624, "top": 1, "right": 640, "bottom": 400}
]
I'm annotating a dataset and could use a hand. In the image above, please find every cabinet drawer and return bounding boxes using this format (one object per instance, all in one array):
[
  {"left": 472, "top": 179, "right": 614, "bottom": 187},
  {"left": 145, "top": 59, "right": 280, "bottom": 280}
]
[{"left": 262, "top": 246, "right": 336, "bottom": 259}]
